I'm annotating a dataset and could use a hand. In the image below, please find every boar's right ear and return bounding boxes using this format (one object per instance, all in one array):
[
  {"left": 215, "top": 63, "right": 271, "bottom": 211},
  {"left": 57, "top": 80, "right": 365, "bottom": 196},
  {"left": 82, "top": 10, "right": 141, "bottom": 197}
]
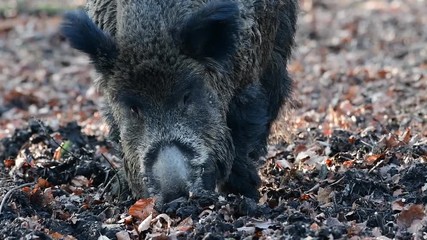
[
  {"left": 61, "top": 10, "right": 117, "bottom": 73},
  {"left": 177, "top": 1, "right": 240, "bottom": 63}
]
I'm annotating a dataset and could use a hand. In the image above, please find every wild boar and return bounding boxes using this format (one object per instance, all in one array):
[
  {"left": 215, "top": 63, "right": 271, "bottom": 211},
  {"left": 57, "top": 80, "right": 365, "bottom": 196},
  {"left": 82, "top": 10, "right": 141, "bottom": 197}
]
[{"left": 61, "top": 0, "right": 298, "bottom": 204}]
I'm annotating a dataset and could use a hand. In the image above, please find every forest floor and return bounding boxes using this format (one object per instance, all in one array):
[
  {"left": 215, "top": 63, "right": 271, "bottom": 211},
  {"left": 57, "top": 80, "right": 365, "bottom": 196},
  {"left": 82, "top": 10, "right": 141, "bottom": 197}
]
[{"left": 0, "top": 0, "right": 426, "bottom": 239}]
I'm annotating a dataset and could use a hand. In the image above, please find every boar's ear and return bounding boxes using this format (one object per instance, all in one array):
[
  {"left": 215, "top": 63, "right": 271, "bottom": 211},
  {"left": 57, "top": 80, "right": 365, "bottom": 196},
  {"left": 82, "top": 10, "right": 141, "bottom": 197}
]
[
  {"left": 177, "top": 1, "right": 239, "bottom": 63},
  {"left": 61, "top": 10, "right": 117, "bottom": 73}
]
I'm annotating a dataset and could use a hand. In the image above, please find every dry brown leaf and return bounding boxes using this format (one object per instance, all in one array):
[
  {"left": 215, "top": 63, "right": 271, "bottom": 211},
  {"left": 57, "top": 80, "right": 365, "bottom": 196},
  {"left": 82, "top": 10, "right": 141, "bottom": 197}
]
[
  {"left": 391, "top": 199, "right": 405, "bottom": 211},
  {"left": 276, "top": 159, "right": 293, "bottom": 169},
  {"left": 129, "top": 198, "right": 156, "bottom": 220},
  {"left": 317, "top": 187, "right": 333, "bottom": 204},
  {"left": 176, "top": 216, "right": 193, "bottom": 232},
  {"left": 53, "top": 147, "right": 62, "bottom": 160},
  {"left": 49, "top": 232, "right": 64, "bottom": 240},
  {"left": 397, "top": 204, "right": 425, "bottom": 228},
  {"left": 37, "top": 178, "right": 52, "bottom": 188},
  {"left": 21, "top": 186, "right": 31, "bottom": 193},
  {"left": 343, "top": 160, "right": 354, "bottom": 168},
  {"left": 365, "top": 154, "right": 385, "bottom": 165},
  {"left": 325, "top": 158, "right": 333, "bottom": 167},
  {"left": 348, "top": 135, "right": 356, "bottom": 144},
  {"left": 399, "top": 128, "right": 411, "bottom": 144},
  {"left": 4, "top": 159, "right": 15, "bottom": 168},
  {"left": 385, "top": 134, "right": 400, "bottom": 148},
  {"left": 310, "top": 223, "right": 320, "bottom": 231},
  {"left": 300, "top": 194, "right": 311, "bottom": 201},
  {"left": 71, "top": 176, "right": 90, "bottom": 187}
]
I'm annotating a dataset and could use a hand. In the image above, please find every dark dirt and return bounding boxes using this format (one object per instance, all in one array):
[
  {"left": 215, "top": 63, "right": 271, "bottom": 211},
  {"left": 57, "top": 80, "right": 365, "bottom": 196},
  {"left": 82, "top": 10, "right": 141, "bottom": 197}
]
[{"left": 0, "top": 0, "right": 426, "bottom": 239}]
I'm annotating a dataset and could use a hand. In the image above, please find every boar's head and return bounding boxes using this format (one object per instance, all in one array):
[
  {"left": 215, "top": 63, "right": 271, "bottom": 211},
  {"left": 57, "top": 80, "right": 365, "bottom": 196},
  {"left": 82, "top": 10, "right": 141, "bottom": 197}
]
[{"left": 61, "top": 2, "right": 242, "bottom": 203}]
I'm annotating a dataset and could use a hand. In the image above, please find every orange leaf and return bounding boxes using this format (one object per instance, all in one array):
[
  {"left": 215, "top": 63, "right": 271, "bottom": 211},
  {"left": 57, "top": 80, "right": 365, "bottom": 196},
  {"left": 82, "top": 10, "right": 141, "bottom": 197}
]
[
  {"left": 129, "top": 198, "right": 156, "bottom": 220},
  {"left": 49, "top": 232, "right": 64, "bottom": 240},
  {"left": 53, "top": 147, "right": 62, "bottom": 160},
  {"left": 343, "top": 160, "right": 354, "bottom": 168},
  {"left": 300, "top": 194, "right": 311, "bottom": 201},
  {"left": 4, "top": 159, "right": 15, "bottom": 168},
  {"left": 123, "top": 216, "right": 133, "bottom": 225},
  {"left": 37, "top": 178, "right": 52, "bottom": 188},
  {"left": 365, "top": 154, "right": 384, "bottom": 165},
  {"left": 348, "top": 135, "right": 356, "bottom": 144},
  {"left": 21, "top": 186, "right": 31, "bottom": 193},
  {"left": 325, "top": 158, "right": 333, "bottom": 167}
]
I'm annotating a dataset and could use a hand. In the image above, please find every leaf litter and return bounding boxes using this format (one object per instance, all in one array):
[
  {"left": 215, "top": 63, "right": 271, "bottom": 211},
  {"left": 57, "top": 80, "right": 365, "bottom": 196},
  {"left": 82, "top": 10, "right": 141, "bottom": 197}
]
[{"left": 0, "top": 0, "right": 427, "bottom": 239}]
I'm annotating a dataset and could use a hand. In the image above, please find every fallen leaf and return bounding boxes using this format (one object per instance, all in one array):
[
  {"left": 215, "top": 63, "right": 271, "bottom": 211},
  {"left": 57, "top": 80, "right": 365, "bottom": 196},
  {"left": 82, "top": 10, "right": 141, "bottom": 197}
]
[
  {"left": 300, "top": 193, "right": 311, "bottom": 201},
  {"left": 276, "top": 159, "right": 293, "bottom": 169},
  {"left": 325, "top": 158, "right": 333, "bottom": 167},
  {"left": 310, "top": 222, "right": 320, "bottom": 231},
  {"left": 115, "top": 231, "right": 131, "bottom": 240},
  {"left": 317, "top": 187, "right": 333, "bottom": 204},
  {"left": 129, "top": 198, "right": 156, "bottom": 220},
  {"left": 49, "top": 232, "right": 64, "bottom": 240},
  {"left": 399, "top": 128, "right": 411, "bottom": 144},
  {"left": 385, "top": 134, "right": 400, "bottom": 148},
  {"left": 365, "top": 154, "right": 384, "bottom": 165},
  {"left": 97, "top": 235, "right": 110, "bottom": 240},
  {"left": 37, "top": 178, "right": 52, "bottom": 188},
  {"left": 343, "top": 160, "right": 354, "bottom": 168},
  {"left": 153, "top": 213, "right": 172, "bottom": 230},
  {"left": 392, "top": 189, "right": 403, "bottom": 197},
  {"left": 4, "top": 159, "right": 15, "bottom": 168},
  {"left": 397, "top": 204, "right": 425, "bottom": 228},
  {"left": 392, "top": 200, "right": 405, "bottom": 211},
  {"left": 71, "top": 176, "right": 90, "bottom": 187},
  {"left": 138, "top": 214, "right": 153, "bottom": 232},
  {"left": 176, "top": 216, "right": 193, "bottom": 232}
]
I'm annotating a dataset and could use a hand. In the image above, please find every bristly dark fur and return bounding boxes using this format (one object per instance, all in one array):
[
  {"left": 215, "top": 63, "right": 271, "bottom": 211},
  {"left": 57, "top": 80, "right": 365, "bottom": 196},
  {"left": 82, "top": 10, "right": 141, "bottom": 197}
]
[
  {"left": 177, "top": 1, "right": 240, "bottom": 62},
  {"left": 61, "top": 10, "right": 117, "bottom": 72},
  {"left": 63, "top": 0, "right": 299, "bottom": 204}
]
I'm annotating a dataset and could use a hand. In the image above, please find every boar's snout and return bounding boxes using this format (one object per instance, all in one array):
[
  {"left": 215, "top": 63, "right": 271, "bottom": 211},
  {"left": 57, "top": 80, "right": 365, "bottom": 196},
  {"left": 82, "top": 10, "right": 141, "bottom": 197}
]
[{"left": 149, "top": 142, "right": 195, "bottom": 202}]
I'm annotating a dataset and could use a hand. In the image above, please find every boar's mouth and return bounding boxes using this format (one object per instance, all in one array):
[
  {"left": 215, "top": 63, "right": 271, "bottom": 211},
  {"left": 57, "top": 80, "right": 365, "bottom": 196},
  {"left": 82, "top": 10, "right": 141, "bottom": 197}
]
[{"left": 146, "top": 141, "right": 197, "bottom": 202}]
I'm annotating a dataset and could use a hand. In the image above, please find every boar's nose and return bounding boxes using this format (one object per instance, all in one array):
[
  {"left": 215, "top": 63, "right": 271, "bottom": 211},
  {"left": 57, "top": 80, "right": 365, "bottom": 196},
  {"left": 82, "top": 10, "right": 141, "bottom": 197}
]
[{"left": 151, "top": 142, "right": 195, "bottom": 203}]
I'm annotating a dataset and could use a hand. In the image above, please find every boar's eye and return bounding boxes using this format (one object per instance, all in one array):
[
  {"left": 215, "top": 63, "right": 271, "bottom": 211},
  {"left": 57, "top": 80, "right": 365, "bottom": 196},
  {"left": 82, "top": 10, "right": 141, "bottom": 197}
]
[
  {"left": 130, "top": 105, "right": 140, "bottom": 116},
  {"left": 118, "top": 93, "right": 143, "bottom": 117},
  {"left": 182, "top": 91, "right": 192, "bottom": 106}
]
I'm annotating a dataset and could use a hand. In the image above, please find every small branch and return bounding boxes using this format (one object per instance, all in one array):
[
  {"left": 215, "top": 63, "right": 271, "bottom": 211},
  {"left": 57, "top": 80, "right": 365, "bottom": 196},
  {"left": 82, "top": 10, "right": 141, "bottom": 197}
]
[{"left": 0, "top": 182, "right": 34, "bottom": 214}]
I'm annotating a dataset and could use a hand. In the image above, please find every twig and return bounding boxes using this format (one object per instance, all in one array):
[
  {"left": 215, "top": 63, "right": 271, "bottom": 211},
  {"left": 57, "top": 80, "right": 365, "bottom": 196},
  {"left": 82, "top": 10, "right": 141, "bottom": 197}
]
[
  {"left": 305, "top": 183, "right": 320, "bottom": 194},
  {"left": 329, "top": 176, "right": 345, "bottom": 187},
  {"left": 0, "top": 182, "right": 34, "bottom": 214},
  {"left": 368, "top": 159, "right": 385, "bottom": 174}
]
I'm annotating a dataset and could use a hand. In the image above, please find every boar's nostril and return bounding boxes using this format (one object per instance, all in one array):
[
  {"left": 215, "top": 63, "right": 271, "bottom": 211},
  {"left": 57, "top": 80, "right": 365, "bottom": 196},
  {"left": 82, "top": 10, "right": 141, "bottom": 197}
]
[{"left": 150, "top": 142, "right": 196, "bottom": 202}]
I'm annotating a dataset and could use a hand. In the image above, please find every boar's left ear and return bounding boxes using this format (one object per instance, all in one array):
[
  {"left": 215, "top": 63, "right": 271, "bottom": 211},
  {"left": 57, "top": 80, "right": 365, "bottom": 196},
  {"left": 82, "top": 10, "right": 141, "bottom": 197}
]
[
  {"left": 61, "top": 10, "right": 117, "bottom": 73},
  {"left": 176, "top": 1, "right": 240, "bottom": 63}
]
